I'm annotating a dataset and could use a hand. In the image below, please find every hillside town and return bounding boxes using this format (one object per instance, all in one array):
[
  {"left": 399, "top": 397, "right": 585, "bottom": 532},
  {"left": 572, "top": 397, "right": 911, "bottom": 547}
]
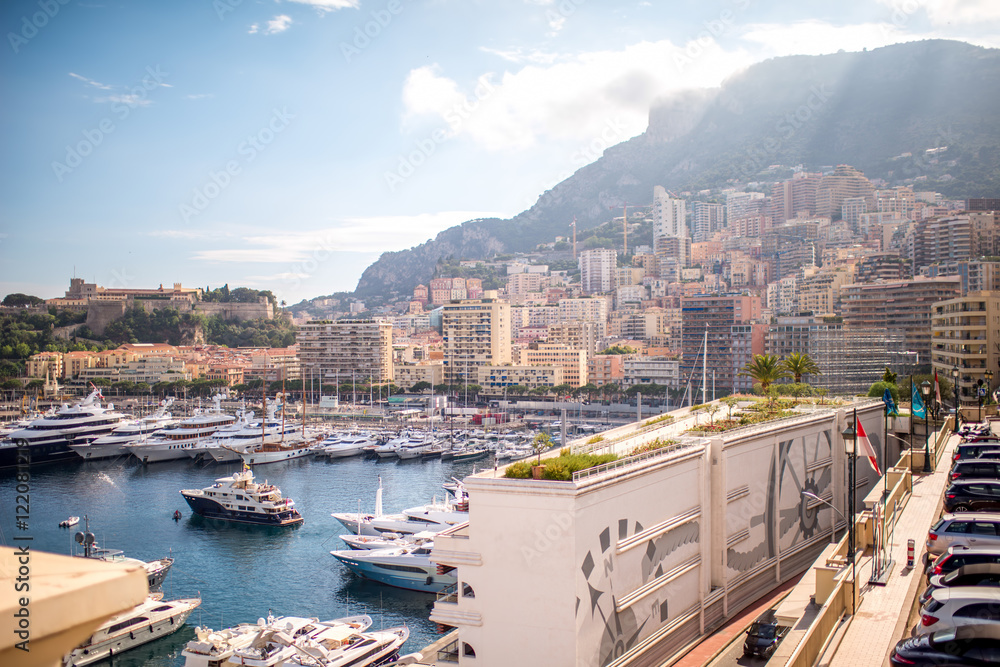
[{"left": 11, "top": 164, "right": 1000, "bottom": 413}]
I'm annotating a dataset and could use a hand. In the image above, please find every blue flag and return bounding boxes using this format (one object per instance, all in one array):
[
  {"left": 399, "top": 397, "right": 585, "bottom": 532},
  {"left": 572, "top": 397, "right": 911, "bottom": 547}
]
[
  {"left": 912, "top": 382, "right": 926, "bottom": 419},
  {"left": 883, "top": 389, "right": 898, "bottom": 417}
]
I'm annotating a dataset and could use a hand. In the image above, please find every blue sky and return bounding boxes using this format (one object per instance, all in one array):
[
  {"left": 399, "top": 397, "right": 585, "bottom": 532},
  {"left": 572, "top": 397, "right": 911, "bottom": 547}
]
[{"left": 2, "top": 0, "right": 998, "bottom": 305}]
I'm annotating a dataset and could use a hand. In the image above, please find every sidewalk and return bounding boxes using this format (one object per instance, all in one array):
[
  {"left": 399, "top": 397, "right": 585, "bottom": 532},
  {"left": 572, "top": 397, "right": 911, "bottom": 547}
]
[{"left": 827, "top": 431, "right": 958, "bottom": 667}]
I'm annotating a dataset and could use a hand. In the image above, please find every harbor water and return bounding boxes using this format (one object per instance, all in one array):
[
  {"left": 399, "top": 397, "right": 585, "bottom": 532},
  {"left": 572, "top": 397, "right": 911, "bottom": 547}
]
[{"left": 0, "top": 451, "right": 494, "bottom": 666}]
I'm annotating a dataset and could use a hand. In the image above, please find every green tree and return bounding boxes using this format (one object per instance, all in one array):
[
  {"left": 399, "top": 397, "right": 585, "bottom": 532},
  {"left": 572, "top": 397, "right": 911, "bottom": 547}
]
[
  {"left": 704, "top": 403, "right": 720, "bottom": 424},
  {"left": 781, "top": 352, "right": 821, "bottom": 384},
  {"left": 531, "top": 432, "right": 553, "bottom": 464},
  {"left": 721, "top": 395, "right": 740, "bottom": 420},
  {"left": 410, "top": 381, "right": 432, "bottom": 393},
  {"left": 739, "top": 354, "right": 789, "bottom": 392},
  {"left": 868, "top": 381, "right": 900, "bottom": 403},
  {"left": 881, "top": 367, "right": 898, "bottom": 384}
]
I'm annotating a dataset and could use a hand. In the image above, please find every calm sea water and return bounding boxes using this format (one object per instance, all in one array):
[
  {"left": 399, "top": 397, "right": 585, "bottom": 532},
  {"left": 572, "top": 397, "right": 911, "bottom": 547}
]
[{"left": 0, "top": 450, "right": 492, "bottom": 666}]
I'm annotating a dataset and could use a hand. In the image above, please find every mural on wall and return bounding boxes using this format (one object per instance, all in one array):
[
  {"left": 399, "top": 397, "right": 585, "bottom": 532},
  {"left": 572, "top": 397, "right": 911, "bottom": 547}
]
[
  {"left": 576, "top": 518, "right": 700, "bottom": 666},
  {"left": 727, "top": 428, "right": 834, "bottom": 573}
]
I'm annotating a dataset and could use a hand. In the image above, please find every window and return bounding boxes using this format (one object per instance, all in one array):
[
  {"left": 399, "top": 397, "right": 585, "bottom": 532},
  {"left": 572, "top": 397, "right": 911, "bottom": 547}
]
[
  {"left": 955, "top": 602, "right": 1000, "bottom": 620},
  {"left": 946, "top": 521, "right": 972, "bottom": 534},
  {"left": 973, "top": 523, "right": 999, "bottom": 536}
]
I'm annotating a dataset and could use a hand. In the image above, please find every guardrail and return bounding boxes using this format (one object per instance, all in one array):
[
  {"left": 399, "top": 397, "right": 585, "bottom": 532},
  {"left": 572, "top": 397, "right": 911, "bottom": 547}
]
[
  {"left": 572, "top": 416, "right": 677, "bottom": 456},
  {"left": 572, "top": 438, "right": 702, "bottom": 483}
]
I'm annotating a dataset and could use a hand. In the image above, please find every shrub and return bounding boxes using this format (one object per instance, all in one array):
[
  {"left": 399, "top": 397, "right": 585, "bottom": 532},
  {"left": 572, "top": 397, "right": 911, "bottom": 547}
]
[
  {"left": 586, "top": 435, "right": 605, "bottom": 444},
  {"left": 504, "top": 461, "right": 533, "bottom": 479},
  {"left": 542, "top": 460, "right": 572, "bottom": 481}
]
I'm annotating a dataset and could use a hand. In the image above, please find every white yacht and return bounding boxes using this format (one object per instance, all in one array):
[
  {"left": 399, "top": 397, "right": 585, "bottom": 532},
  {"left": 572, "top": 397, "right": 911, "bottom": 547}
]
[
  {"left": 63, "top": 593, "right": 201, "bottom": 666},
  {"left": 70, "top": 398, "right": 176, "bottom": 460},
  {"left": 0, "top": 388, "right": 127, "bottom": 468},
  {"left": 339, "top": 529, "right": 435, "bottom": 551},
  {"left": 180, "top": 467, "right": 304, "bottom": 526},
  {"left": 187, "top": 408, "right": 257, "bottom": 462},
  {"left": 127, "top": 395, "right": 235, "bottom": 463},
  {"left": 204, "top": 402, "right": 313, "bottom": 463},
  {"left": 317, "top": 432, "right": 376, "bottom": 459},
  {"left": 181, "top": 614, "right": 407, "bottom": 667},
  {"left": 375, "top": 431, "right": 437, "bottom": 459},
  {"left": 331, "top": 543, "right": 455, "bottom": 593},
  {"left": 332, "top": 479, "right": 469, "bottom": 536}
]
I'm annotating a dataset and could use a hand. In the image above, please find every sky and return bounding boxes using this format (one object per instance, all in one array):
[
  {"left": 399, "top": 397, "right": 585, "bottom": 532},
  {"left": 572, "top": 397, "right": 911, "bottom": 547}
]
[{"left": 2, "top": 0, "right": 999, "bottom": 305}]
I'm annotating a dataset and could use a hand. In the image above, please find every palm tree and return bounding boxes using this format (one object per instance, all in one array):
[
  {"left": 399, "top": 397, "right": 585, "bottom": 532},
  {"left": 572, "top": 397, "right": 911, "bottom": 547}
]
[
  {"left": 781, "top": 352, "right": 821, "bottom": 384},
  {"left": 740, "top": 354, "right": 789, "bottom": 393}
]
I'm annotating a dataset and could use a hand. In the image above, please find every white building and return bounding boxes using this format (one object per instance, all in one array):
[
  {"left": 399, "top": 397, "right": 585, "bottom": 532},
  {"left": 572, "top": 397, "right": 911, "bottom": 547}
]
[{"left": 579, "top": 248, "right": 618, "bottom": 294}]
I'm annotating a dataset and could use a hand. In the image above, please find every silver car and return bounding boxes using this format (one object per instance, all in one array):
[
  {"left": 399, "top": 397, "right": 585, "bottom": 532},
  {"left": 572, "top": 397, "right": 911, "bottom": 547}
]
[{"left": 926, "top": 513, "right": 1000, "bottom": 560}]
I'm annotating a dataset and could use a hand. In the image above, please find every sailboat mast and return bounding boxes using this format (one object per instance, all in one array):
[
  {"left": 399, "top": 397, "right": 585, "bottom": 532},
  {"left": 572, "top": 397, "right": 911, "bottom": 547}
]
[{"left": 701, "top": 328, "right": 708, "bottom": 406}]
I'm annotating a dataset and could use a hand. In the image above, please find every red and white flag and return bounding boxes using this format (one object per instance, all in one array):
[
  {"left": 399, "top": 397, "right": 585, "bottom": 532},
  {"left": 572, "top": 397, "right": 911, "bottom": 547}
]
[
  {"left": 934, "top": 370, "right": 942, "bottom": 405},
  {"left": 857, "top": 419, "right": 881, "bottom": 476}
]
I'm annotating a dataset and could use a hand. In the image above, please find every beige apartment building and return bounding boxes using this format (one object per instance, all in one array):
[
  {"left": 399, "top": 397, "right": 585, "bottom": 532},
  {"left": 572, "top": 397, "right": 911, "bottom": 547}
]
[
  {"left": 442, "top": 293, "right": 512, "bottom": 385},
  {"left": 393, "top": 361, "right": 444, "bottom": 388},
  {"left": 931, "top": 292, "right": 1000, "bottom": 409},
  {"left": 476, "top": 365, "right": 564, "bottom": 391},
  {"left": 296, "top": 319, "right": 394, "bottom": 384},
  {"left": 516, "top": 343, "right": 588, "bottom": 387}
]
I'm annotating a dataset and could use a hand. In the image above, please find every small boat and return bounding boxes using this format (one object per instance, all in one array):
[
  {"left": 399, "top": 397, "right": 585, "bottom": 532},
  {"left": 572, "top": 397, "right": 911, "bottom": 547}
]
[
  {"left": 452, "top": 447, "right": 490, "bottom": 462},
  {"left": 60, "top": 516, "right": 80, "bottom": 528},
  {"left": 63, "top": 593, "right": 201, "bottom": 666},
  {"left": 180, "top": 466, "right": 303, "bottom": 526},
  {"left": 331, "top": 543, "right": 455, "bottom": 593},
  {"left": 339, "top": 530, "right": 436, "bottom": 551},
  {"left": 73, "top": 518, "right": 174, "bottom": 590},
  {"left": 173, "top": 510, "right": 182, "bottom": 521}
]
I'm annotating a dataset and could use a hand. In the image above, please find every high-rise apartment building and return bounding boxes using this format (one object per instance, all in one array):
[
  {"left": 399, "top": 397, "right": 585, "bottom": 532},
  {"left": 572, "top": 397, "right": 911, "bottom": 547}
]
[
  {"left": 931, "top": 292, "right": 1000, "bottom": 409},
  {"left": 691, "top": 201, "right": 725, "bottom": 242},
  {"left": 911, "top": 216, "right": 971, "bottom": 272},
  {"left": 680, "top": 294, "right": 764, "bottom": 394},
  {"left": 296, "top": 319, "right": 394, "bottom": 384},
  {"left": 841, "top": 277, "right": 961, "bottom": 365},
  {"left": 653, "top": 186, "right": 689, "bottom": 278},
  {"left": 579, "top": 248, "right": 617, "bottom": 294},
  {"left": 441, "top": 293, "right": 512, "bottom": 385}
]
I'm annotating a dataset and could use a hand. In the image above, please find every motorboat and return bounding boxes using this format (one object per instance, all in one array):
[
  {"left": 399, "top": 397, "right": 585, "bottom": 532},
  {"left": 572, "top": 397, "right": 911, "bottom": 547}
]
[
  {"left": 63, "top": 593, "right": 201, "bottom": 666},
  {"left": 72, "top": 519, "right": 174, "bottom": 590},
  {"left": 187, "top": 408, "right": 257, "bottom": 462},
  {"left": 339, "top": 530, "right": 435, "bottom": 551},
  {"left": 318, "top": 432, "right": 377, "bottom": 459},
  {"left": 0, "top": 387, "right": 127, "bottom": 468},
  {"left": 237, "top": 434, "right": 317, "bottom": 466},
  {"left": 332, "top": 478, "right": 469, "bottom": 536},
  {"left": 452, "top": 447, "right": 490, "bottom": 462},
  {"left": 127, "top": 395, "right": 235, "bottom": 463},
  {"left": 69, "top": 398, "right": 176, "bottom": 460},
  {"left": 180, "top": 467, "right": 304, "bottom": 526},
  {"left": 376, "top": 431, "right": 437, "bottom": 459},
  {"left": 60, "top": 516, "right": 80, "bottom": 528},
  {"left": 181, "top": 613, "right": 407, "bottom": 667},
  {"left": 331, "top": 543, "right": 455, "bottom": 593}
]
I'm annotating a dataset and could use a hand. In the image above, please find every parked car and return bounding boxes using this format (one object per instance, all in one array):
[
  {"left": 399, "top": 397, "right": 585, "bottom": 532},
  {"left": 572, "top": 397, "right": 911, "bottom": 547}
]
[
  {"left": 919, "top": 587, "right": 1000, "bottom": 633},
  {"left": 927, "top": 514, "right": 1000, "bottom": 561},
  {"left": 890, "top": 624, "right": 1000, "bottom": 666},
  {"left": 944, "top": 480, "right": 1000, "bottom": 513},
  {"left": 742, "top": 609, "right": 788, "bottom": 659},
  {"left": 927, "top": 546, "right": 1000, "bottom": 577},
  {"left": 951, "top": 460, "right": 1000, "bottom": 482},
  {"left": 920, "top": 563, "right": 1000, "bottom": 606},
  {"left": 952, "top": 443, "right": 1000, "bottom": 464}
]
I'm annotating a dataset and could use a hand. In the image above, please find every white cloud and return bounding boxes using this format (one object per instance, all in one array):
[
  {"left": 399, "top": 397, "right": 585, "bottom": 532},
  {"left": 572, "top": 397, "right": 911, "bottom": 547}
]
[
  {"left": 100, "top": 94, "right": 154, "bottom": 107},
  {"left": 874, "top": 0, "right": 1000, "bottom": 26},
  {"left": 189, "top": 212, "right": 503, "bottom": 264},
  {"left": 148, "top": 229, "right": 232, "bottom": 240},
  {"left": 69, "top": 72, "right": 113, "bottom": 90},
  {"left": 738, "top": 20, "right": 910, "bottom": 57},
  {"left": 266, "top": 15, "right": 293, "bottom": 34},
  {"left": 284, "top": 0, "right": 359, "bottom": 11},
  {"left": 248, "top": 23, "right": 259, "bottom": 34},
  {"left": 184, "top": 93, "right": 214, "bottom": 100},
  {"left": 480, "top": 46, "right": 561, "bottom": 65},
  {"left": 400, "top": 40, "right": 750, "bottom": 152}
]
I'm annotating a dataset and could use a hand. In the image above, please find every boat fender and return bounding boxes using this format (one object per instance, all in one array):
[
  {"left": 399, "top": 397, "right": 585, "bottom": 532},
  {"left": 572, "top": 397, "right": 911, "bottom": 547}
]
[
  {"left": 426, "top": 576, "right": 433, "bottom": 586},
  {"left": 150, "top": 624, "right": 155, "bottom": 632},
  {"left": 129, "top": 632, "right": 134, "bottom": 639}
]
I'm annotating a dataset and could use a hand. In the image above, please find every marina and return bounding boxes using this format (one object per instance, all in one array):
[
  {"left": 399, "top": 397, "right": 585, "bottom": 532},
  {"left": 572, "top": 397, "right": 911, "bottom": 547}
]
[{"left": 0, "top": 445, "right": 496, "bottom": 666}]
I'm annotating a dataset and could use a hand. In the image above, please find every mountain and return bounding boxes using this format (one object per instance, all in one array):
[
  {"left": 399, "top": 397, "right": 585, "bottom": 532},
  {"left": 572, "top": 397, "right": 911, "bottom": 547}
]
[{"left": 354, "top": 40, "right": 1000, "bottom": 298}]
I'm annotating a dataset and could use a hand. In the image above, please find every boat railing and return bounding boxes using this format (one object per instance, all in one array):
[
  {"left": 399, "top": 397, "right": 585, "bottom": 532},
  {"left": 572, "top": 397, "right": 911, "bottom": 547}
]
[{"left": 436, "top": 583, "right": 459, "bottom": 604}]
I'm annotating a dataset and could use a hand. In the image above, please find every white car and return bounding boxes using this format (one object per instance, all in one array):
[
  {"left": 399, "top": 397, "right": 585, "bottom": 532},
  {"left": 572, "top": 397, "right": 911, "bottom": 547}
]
[{"left": 919, "top": 587, "right": 1000, "bottom": 633}]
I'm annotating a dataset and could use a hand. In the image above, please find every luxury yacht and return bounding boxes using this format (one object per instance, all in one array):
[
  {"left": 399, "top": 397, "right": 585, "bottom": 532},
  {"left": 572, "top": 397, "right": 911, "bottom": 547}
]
[
  {"left": 331, "top": 543, "right": 455, "bottom": 593},
  {"left": 0, "top": 387, "right": 126, "bottom": 468},
  {"left": 180, "top": 467, "right": 303, "bottom": 526},
  {"left": 332, "top": 479, "right": 469, "bottom": 536},
  {"left": 69, "top": 398, "right": 176, "bottom": 460},
  {"left": 127, "top": 395, "right": 235, "bottom": 463}
]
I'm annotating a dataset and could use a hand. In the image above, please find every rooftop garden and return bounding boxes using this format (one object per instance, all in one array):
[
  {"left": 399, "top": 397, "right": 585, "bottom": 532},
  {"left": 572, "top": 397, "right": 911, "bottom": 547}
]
[{"left": 504, "top": 449, "right": 618, "bottom": 481}]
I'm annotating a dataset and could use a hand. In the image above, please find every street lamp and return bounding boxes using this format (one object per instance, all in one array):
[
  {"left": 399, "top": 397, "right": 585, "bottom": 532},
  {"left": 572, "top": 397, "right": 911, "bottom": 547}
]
[
  {"left": 985, "top": 370, "right": 994, "bottom": 422},
  {"left": 921, "top": 380, "right": 932, "bottom": 473},
  {"left": 952, "top": 365, "right": 961, "bottom": 433},
  {"left": 841, "top": 415, "right": 858, "bottom": 615},
  {"left": 801, "top": 491, "right": 847, "bottom": 541}
]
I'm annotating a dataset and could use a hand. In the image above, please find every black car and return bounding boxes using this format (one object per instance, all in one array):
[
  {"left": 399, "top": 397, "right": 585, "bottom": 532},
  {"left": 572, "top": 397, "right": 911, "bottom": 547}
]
[
  {"left": 944, "top": 479, "right": 1000, "bottom": 513},
  {"left": 890, "top": 624, "right": 1000, "bottom": 666},
  {"left": 951, "top": 460, "right": 1000, "bottom": 483},
  {"left": 743, "top": 609, "right": 788, "bottom": 659}
]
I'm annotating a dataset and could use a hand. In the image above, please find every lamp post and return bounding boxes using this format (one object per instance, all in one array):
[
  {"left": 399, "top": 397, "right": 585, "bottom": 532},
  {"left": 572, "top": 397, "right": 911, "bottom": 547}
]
[
  {"left": 842, "top": 414, "right": 858, "bottom": 614},
  {"left": 979, "top": 371, "right": 993, "bottom": 421},
  {"left": 801, "top": 490, "right": 847, "bottom": 542},
  {"left": 952, "top": 365, "right": 961, "bottom": 433},
  {"left": 921, "top": 380, "right": 932, "bottom": 473}
]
